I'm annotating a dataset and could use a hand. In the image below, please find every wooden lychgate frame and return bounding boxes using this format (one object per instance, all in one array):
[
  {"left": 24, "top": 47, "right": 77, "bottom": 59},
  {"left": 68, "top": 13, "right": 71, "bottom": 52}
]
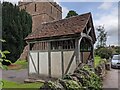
[{"left": 27, "top": 27, "right": 94, "bottom": 78}]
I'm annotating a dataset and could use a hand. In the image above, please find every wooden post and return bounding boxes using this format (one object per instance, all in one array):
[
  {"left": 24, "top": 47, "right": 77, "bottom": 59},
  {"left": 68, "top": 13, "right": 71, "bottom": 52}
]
[
  {"left": 27, "top": 42, "right": 30, "bottom": 77},
  {"left": 92, "top": 44, "right": 94, "bottom": 68},
  {"left": 37, "top": 52, "right": 39, "bottom": 75},
  {"left": 81, "top": 52, "right": 83, "bottom": 63},
  {"left": 48, "top": 41, "right": 51, "bottom": 78},
  {"left": 61, "top": 50, "right": 64, "bottom": 77},
  {"left": 75, "top": 38, "right": 80, "bottom": 66},
  {"left": 79, "top": 37, "right": 83, "bottom": 64}
]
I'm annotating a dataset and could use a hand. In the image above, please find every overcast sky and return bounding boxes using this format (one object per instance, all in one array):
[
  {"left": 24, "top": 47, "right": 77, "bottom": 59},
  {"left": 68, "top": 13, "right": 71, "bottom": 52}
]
[
  {"left": 1, "top": 0, "right": 119, "bottom": 46},
  {"left": 60, "top": 2, "right": 118, "bottom": 46}
]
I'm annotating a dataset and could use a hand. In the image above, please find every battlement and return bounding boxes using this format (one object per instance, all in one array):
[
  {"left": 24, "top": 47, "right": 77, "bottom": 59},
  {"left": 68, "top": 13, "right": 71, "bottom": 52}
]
[
  {"left": 18, "top": 0, "right": 61, "bottom": 12},
  {"left": 50, "top": 2, "right": 62, "bottom": 12},
  {"left": 18, "top": 2, "right": 32, "bottom": 6}
]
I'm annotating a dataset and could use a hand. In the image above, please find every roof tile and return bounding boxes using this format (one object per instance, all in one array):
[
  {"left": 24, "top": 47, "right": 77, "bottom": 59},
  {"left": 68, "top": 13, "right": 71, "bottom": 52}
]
[{"left": 25, "top": 12, "right": 91, "bottom": 40}]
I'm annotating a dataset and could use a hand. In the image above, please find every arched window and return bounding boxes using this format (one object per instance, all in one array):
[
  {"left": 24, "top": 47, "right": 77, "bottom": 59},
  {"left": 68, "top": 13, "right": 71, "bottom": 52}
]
[{"left": 80, "top": 38, "right": 92, "bottom": 52}]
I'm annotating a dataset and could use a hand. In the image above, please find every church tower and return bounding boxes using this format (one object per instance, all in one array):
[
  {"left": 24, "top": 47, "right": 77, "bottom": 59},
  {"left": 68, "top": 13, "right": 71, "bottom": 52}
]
[
  {"left": 18, "top": 1, "right": 62, "bottom": 60},
  {"left": 19, "top": 1, "right": 62, "bottom": 32}
]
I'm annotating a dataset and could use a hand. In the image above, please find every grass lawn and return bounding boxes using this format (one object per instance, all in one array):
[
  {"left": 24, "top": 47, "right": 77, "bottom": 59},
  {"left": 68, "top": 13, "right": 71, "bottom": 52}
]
[
  {"left": 8, "top": 60, "right": 28, "bottom": 70},
  {"left": 94, "top": 56, "right": 101, "bottom": 68},
  {"left": 2, "top": 80, "right": 43, "bottom": 89},
  {"left": 15, "top": 60, "right": 28, "bottom": 68}
]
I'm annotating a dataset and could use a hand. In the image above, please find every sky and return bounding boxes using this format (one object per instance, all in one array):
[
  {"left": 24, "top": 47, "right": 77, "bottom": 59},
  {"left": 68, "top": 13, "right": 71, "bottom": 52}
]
[
  {"left": 1, "top": 0, "right": 119, "bottom": 46},
  {"left": 60, "top": 2, "right": 118, "bottom": 46}
]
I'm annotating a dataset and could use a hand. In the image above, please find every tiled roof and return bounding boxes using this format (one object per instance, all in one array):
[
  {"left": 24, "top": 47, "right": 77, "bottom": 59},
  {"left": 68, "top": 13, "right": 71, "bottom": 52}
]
[{"left": 25, "top": 12, "right": 92, "bottom": 40}]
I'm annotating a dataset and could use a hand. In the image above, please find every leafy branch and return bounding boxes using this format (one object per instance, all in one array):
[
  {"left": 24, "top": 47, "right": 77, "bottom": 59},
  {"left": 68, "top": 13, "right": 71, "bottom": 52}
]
[{"left": 0, "top": 40, "right": 11, "bottom": 69}]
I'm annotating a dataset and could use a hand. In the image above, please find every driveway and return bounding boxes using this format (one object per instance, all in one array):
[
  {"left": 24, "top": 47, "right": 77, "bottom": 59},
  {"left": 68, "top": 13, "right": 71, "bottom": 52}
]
[
  {"left": 2, "top": 69, "right": 28, "bottom": 83},
  {"left": 103, "top": 69, "right": 119, "bottom": 89}
]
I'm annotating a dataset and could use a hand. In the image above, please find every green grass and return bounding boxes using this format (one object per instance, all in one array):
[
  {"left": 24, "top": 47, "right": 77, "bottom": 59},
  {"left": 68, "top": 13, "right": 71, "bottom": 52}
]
[
  {"left": 8, "top": 60, "right": 28, "bottom": 70},
  {"left": 94, "top": 56, "right": 101, "bottom": 68},
  {"left": 2, "top": 80, "right": 43, "bottom": 89},
  {"left": 15, "top": 60, "right": 28, "bottom": 69}
]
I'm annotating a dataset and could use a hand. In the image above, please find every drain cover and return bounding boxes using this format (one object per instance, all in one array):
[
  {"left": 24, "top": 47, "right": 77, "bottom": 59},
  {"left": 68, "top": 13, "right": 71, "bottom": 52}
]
[{"left": 8, "top": 76, "right": 16, "bottom": 78}]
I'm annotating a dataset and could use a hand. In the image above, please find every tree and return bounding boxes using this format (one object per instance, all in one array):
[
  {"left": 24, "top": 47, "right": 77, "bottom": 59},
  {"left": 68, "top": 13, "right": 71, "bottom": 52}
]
[
  {"left": 2, "top": 2, "right": 32, "bottom": 63},
  {"left": 66, "top": 10, "right": 78, "bottom": 18},
  {"left": 96, "top": 25, "right": 107, "bottom": 48},
  {"left": 97, "top": 47, "right": 113, "bottom": 59},
  {"left": 114, "top": 46, "right": 120, "bottom": 54}
]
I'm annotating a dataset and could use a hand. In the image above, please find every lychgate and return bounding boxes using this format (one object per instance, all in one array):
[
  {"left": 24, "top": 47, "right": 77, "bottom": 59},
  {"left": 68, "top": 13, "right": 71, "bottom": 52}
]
[{"left": 25, "top": 12, "right": 96, "bottom": 78}]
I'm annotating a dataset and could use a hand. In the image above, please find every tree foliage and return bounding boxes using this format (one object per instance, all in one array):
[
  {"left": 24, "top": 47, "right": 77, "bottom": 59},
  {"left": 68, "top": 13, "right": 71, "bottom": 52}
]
[
  {"left": 66, "top": 10, "right": 78, "bottom": 18},
  {"left": 2, "top": 2, "right": 32, "bottom": 63},
  {"left": 96, "top": 26, "right": 107, "bottom": 48},
  {"left": 114, "top": 46, "right": 120, "bottom": 54},
  {"left": 95, "top": 47, "right": 113, "bottom": 59},
  {"left": 0, "top": 39, "right": 11, "bottom": 69}
]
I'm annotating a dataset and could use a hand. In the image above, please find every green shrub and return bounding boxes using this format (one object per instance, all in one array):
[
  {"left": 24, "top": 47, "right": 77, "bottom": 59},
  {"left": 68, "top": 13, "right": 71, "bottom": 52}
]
[
  {"left": 97, "top": 48, "right": 113, "bottom": 59},
  {"left": 40, "top": 81, "right": 58, "bottom": 90},
  {"left": 40, "top": 65, "right": 102, "bottom": 90},
  {"left": 80, "top": 65, "right": 102, "bottom": 89},
  {"left": 59, "top": 79, "right": 82, "bottom": 89},
  {"left": 62, "top": 74, "right": 73, "bottom": 80},
  {"left": 0, "top": 40, "right": 11, "bottom": 69}
]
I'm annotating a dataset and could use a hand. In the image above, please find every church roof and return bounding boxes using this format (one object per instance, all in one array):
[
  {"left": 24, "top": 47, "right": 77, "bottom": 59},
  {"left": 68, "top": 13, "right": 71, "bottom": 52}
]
[{"left": 25, "top": 12, "right": 96, "bottom": 42}]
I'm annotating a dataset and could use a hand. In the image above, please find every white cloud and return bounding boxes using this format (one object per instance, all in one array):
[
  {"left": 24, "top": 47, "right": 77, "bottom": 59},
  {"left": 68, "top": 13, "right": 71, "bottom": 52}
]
[
  {"left": 54, "top": 0, "right": 60, "bottom": 4},
  {"left": 1, "top": 0, "right": 120, "bottom": 3},
  {"left": 62, "top": 6, "right": 69, "bottom": 18},
  {"left": 95, "top": 5, "right": 118, "bottom": 46},
  {"left": 98, "top": 2, "right": 113, "bottom": 10},
  {"left": 1, "top": 0, "right": 19, "bottom": 4}
]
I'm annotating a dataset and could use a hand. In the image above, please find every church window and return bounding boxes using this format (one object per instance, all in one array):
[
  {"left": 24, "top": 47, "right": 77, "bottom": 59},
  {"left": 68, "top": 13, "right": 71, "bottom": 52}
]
[{"left": 35, "top": 4, "right": 37, "bottom": 12}]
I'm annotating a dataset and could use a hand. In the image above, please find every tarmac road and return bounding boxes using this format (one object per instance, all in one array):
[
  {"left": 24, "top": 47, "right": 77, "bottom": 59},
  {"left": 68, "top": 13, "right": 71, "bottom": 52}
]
[
  {"left": 2, "top": 69, "right": 28, "bottom": 83},
  {"left": 103, "top": 68, "right": 119, "bottom": 89}
]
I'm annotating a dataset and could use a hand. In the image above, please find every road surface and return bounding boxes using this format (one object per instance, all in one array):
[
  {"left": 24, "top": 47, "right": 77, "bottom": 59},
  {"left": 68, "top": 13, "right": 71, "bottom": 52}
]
[
  {"left": 2, "top": 69, "right": 28, "bottom": 83},
  {"left": 103, "top": 69, "right": 119, "bottom": 89}
]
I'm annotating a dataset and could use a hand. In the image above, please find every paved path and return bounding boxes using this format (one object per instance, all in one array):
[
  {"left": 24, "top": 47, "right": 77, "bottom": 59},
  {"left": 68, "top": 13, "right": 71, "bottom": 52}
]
[
  {"left": 2, "top": 69, "right": 28, "bottom": 83},
  {"left": 103, "top": 69, "right": 119, "bottom": 89}
]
